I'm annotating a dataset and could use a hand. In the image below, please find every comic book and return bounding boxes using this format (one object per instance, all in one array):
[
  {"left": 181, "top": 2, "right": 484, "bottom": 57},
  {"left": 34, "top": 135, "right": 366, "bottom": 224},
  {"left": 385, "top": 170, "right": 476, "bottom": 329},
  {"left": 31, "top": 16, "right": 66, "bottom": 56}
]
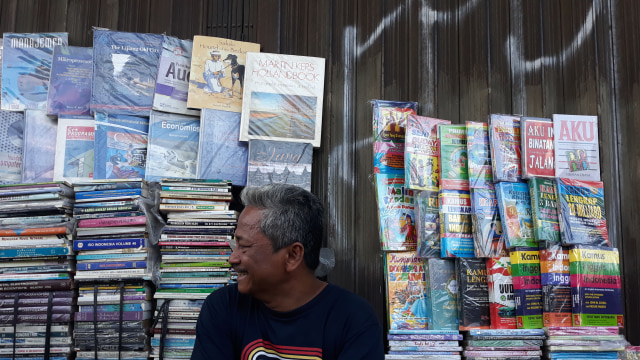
[
  {"left": 486, "top": 257, "right": 516, "bottom": 329},
  {"left": 153, "top": 35, "right": 199, "bottom": 116},
  {"left": 415, "top": 190, "right": 440, "bottom": 258},
  {"left": 466, "top": 121, "right": 493, "bottom": 188},
  {"left": 385, "top": 252, "right": 428, "bottom": 331},
  {"left": 405, "top": 115, "right": 450, "bottom": 190},
  {"left": 438, "top": 124, "right": 469, "bottom": 190},
  {"left": 53, "top": 115, "right": 94, "bottom": 183},
  {"left": 0, "top": 110, "right": 24, "bottom": 184},
  {"left": 21, "top": 110, "right": 57, "bottom": 183},
  {"left": 47, "top": 45, "right": 92, "bottom": 115},
  {"left": 556, "top": 178, "right": 609, "bottom": 246},
  {"left": 489, "top": 114, "right": 522, "bottom": 182},
  {"left": 372, "top": 100, "right": 417, "bottom": 174},
  {"left": 375, "top": 173, "right": 417, "bottom": 251},
  {"left": 509, "top": 247, "right": 543, "bottom": 329},
  {"left": 495, "top": 182, "right": 535, "bottom": 248},
  {"left": 439, "top": 189, "right": 474, "bottom": 258},
  {"left": 470, "top": 187, "right": 506, "bottom": 258},
  {"left": 529, "top": 178, "right": 561, "bottom": 243},
  {"left": 553, "top": 114, "right": 600, "bottom": 181},
  {"left": 521, "top": 117, "right": 554, "bottom": 179}
]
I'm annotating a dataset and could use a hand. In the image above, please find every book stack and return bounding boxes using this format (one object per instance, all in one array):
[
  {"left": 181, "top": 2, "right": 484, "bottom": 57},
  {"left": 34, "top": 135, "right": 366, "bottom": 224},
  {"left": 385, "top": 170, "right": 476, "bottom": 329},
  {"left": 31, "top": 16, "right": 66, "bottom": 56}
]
[
  {"left": 153, "top": 178, "right": 236, "bottom": 359},
  {"left": 543, "top": 326, "right": 627, "bottom": 359},
  {"left": 385, "top": 329, "right": 462, "bottom": 360},
  {"left": 0, "top": 181, "right": 76, "bottom": 360},
  {"left": 462, "top": 328, "right": 544, "bottom": 359}
]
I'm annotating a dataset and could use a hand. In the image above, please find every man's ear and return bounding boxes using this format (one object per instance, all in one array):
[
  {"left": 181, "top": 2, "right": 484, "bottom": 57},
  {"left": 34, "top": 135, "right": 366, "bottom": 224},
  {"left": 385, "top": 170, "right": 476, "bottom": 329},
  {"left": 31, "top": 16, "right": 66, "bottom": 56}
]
[{"left": 284, "top": 242, "right": 305, "bottom": 272}]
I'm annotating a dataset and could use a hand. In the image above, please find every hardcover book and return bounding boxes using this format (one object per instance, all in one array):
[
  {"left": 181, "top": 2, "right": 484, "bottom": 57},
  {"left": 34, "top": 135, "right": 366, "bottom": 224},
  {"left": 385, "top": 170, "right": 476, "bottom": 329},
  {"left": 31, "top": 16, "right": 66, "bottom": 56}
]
[
  {"left": 529, "top": 178, "right": 561, "bottom": 243},
  {"left": 385, "top": 252, "right": 428, "bottom": 331},
  {"left": 470, "top": 188, "right": 506, "bottom": 258},
  {"left": 456, "top": 258, "right": 490, "bottom": 330},
  {"left": 553, "top": 114, "right": 600, "bottom": 181},
  {"left": 0, "top": 110, "right": 25, "bottom": 184},
  {"left": 509, "top": 247, "right": 543, "bottom": 329},
  {"left": 414, "top": 190, "right": 440, "bottom": 258},
  {"left": 372, "top": 100, "right": 417, "bottom": 174},
  {"left": 20, "top": 110, "right": 57, "bottom": 183},
  {"left": 187, "top": 36, "right": 260, "bottom": 112},
  {"left": 495, "top": 182, "right": 535, "bottom": 248},
  {"left": 375, "top": 173, "right": 416, "bottom": 251},
  {"left": 145, "top": 110, "right": 199, "bottom": 182},
  {"left": 486, "top": 257, "right": 516, "bottom": 329},
  {"left": 247, "top": 139, "right": 312, "bottom": 191},
  {"left": 47, "top": 45, "right": 92, "bottom": 115},
  {"left": 93, "top": 112, "right": 149, "bottom": 180},
  {"left": 405, "top": 115, "right": 450, "bottom": 190},
  {"left": 466, "top": 121, "right": 493, "bottom": 188},
  {"left": 240, "top": 52, "right": 326, "bottom": 147},
  {"left": 91, "top": 29, "right": 163, "bottom": 116},
  {"left": 556, "top": 178, "right": 609, "bottom": 246},
  {"left": 438, "top": 124, "right": 469, "bottom": 190},
  {"left": 539, "top": 241, "right": 571, "bottom": 327},
  {"left": 1, "top": 33, "right": 68, "bottom": 111},
  {"left": 424, "top": 258, "right": 458, "bottom": 330},
  {"left": 153, "top": 36, "right": 199, "bottom": 116},
  {"left": 196, "top": 108, "right": 248, "bottom": 186},
  {"left": 521, "top": 117, "right": 554, "bottom": 178},
  {"left": 489, "top": 114, "right": 522, "bottom": 182},
  {"left": 439, "top": 189, "right": 474, "bottom": 258}
]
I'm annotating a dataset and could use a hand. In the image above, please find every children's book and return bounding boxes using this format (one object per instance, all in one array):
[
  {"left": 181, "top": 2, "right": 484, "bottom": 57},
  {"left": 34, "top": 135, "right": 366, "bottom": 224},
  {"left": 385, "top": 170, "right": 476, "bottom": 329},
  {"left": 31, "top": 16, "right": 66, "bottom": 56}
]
[
  {"left": 470, "top": 188, "right": 506, "bottom": 258},
  {"left": 521, "top": 117, "right": 554, "bottom": 179},
  {"left": 489, "top": 114, "right": 522, "bottom": 182},
  {"left": 187, "top": 36, "right": 260, "bottom": 113},
  {"left": 145, "top": 111, "right": 200, "bottom": 182},
  {"left": 553, "top": 114, "right": 600, "bottom": 181},
  {"left": 47, "top": 45, "right": 92, "bottom": 115},
  {"left": 439, "top": 189, "right": 474, "bottom": 258},
  {"left": 93, "top": 112, "right": 149, "bottom": 180},
  {"left": 495, "top": 182, "right": 535, "bottom": 248},
  {"left": 240, "top": 52, "right": 326, "bottom": 147},
  {"left": 247, "top": 139, "right": 312, "bottom": 191},
  {"left": 91, "top": 29, "right": 163, "bottom": 116},
  {"left": 375, "top": 173, "right": 417, "bottom": 251},
  {"left": 372, "top": 100, "right": 417, "bottom": 174},
  {"left": 539, "top": 241, "right": 571, "bottom": 327},
  {"left": 196, "top": 108, "right": 248, "bottom": 186},
  {"left": 415, "top": 190, "right": 440, "bottom": 258},
  {"left": 424, "top": 258, "right": 458, "bottom": 330},
  {"left": 405, "top": 115, "right": 450, "bottom": 190},
  {"left": 1, "top": 33, "right": 68, "bottom": 111},
  {"left": 466, "top": 121, "right": 493, "bottom": 188},
  {"left": 385, "top": 252, "right": 428, "bottom": 331},
  {"left": 21, "top": 110, "right": 57, "bottom": 183},
  {"left": 456, "top": 258, "right": 490, "bottom": 330},
  {"left": 438, "top": 124, "right": 469, "bottom": 190},
  {"left": 556, "top": 178, "right": 609, "bottom": 246},
  {"left": 509, "top": 247, "right": 543, "bottom": 329},
  {"left": 53, "top": 116, "right": 95, "bottom": 183},
  {"left": 0, "top": 110, "right": 24, "bottom": 184},
  {"left": 529, "top": 178, "right": 561, "bottom": 243},
  {"left": 486, "top": 257, "right": 516, "bottom": 329},
  {"left": 153, "top": 36, "right": 199, "bottom": 116}
]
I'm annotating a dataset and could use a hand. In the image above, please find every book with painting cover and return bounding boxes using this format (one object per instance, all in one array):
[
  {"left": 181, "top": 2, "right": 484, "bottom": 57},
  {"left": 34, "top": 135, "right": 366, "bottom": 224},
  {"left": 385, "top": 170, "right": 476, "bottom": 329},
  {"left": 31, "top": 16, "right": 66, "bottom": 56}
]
[
  {"left": 509, "top": 247, "right": 543, "bottom": 329},
  {"left": 145, "top": 110, "right": 199, "bottom": 182},
  {"left": 1, "top": 33, "right": 68, "bottom": 111},
  {"left": 521, "top": 117, "right": 554, "bottom": 179},
  {"left": 486, "top": 257, "right": 516, "bottom": 329},
  {"left": 489, "top": 114, "right": 522, "bottom": 182},
  {"left": 372, "top": 100, "right": 417, "bottom": 174},
  {"left": 539, "top": 241, "right": 571, "bottom": 327},
  {"left": 91, "top": 29, "right": 163, "bottom": 116},
  {"left": 375, "top": 173, "right": 417, "bottom": 251},
  {"left": 529, "top": 178, "right": 561, "bottom": 243},
  {"left": 439, "top": 189, "right": 474, "bottom": 258},
  {"left": 240, "top": 52, "right": 326, "bottom": 147},
  {"left": 553, "top": 114, "right": 600, "bottom": 181},
  {"left": 456, "top": 257, "right": 490, "bottom": 330},
  {"left": 21, "top": 110, "right": 57, "bottom": 183},
  {"left": 0, "top": 110, "right": 24, "bottom": 184},
  {"left": 414, "top": 190, "right": 440, "bottom": 258},
  {"left": 153, "top": 35, "right": 199, "bottom": 116},
  {"left": 247, "top": 139, "right": 312, "bottom": 191},
  {"left": 424, "top": 258, "right": 458, "bottom": 330},
  {"left": 556, "top": 178, "right": 609, "bottom": 246},
  {"left": 196, "top": 108, "right": 248, "bottom": 186},
  {"left": 53, "top": 115, "right": 95, "bottom": 183},
  {"left": 405, "top": 115, "right": 450, "bottom": 190},
  {"left": 385, "top": 252, "right": 428, "bottom": 331},
  {"left": 188, "top": 36, "right": 260, "bottom": 112},
  {"left": 470, "top": 188, "right": 507, "bottom": 258},
  {"left": 495, "top": 182, "right": 535, "bottom": 248},
  {"left": 466, "top": 121, "right": 493, "bottom": 188},
  {"left": 438, "top": 124, "right": 469, "bottom": 190},
  {"left": 47, "top": 45, "right": 92, "bottom": 115}
]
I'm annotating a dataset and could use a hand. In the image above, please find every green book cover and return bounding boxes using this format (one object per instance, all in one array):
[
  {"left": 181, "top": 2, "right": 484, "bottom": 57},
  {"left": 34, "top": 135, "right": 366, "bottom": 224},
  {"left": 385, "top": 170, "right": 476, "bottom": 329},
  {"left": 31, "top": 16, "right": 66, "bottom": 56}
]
[
  {"left": 528, "top": 178, "right": 561, "bottom": 243},
  {"left": 438, "top": 124, "right": 469, "bottom": 190}
]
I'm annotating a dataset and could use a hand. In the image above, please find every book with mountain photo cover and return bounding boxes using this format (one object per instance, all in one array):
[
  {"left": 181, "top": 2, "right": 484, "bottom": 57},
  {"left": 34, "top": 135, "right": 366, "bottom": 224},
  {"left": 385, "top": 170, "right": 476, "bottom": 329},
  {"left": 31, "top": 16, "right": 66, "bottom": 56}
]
[{"left": 247, "top": 139, "right": 312, "bottom": 191}]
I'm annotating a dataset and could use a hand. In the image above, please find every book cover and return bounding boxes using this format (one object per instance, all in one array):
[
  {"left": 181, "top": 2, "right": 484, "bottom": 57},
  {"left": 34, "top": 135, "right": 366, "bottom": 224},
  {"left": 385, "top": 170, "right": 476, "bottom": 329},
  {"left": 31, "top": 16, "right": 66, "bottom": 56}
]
[
  {"left": 539, "top": 241, "right": 571, "bottom": 327},
  {"left": 438, "top": 124, "right": 469, "bottom": 190},
  {"left": 46, "top": 45, "right": 92, "bottom": 115},
  {"left": 372, "top": 100, "right": 417, "bottom": 174},
  {"left": 53, "top": 115, "right": 95, "bottom": 183},
  {"left": 439, "top": 189, "right": 474, "bottom": 258},
  {"left": 145, "top": 110, "right": 200, "bottom": 182},
  {"left": 489, "top": 114, "right": 522, "bottom": 182},
  {"left": 414, "top": 190, "right": 440, "bottom": 258},
  {"left": 21, "top": 110, "right": 57, "bottom": 183},
  {"left": 521, "top": 117, "right": 554, "bottom": 178},
  {"left": 470, "top": 188, "right": 507, "bottom": 258},
  {"left": 196, "top": 108, "right": 248, "bottom": 186},
  {"left": 495, "top": 182, "right": 535, "bottom": 248},
  {"left": 93, "top": 112, "right": 149, "bottom": 180},
  {"left": 375, "top": 173, "right": 417, "bottom": 251},
  {"left": 509, "top": 247, "right": 543, "bottom": 329},
  {"left": 385, "top": 252, "right": 428, "bottom": 331},
  {"left": 405, "top": 115, "right": 450, "bottom": 190},
  {"left": 187, "top": 36, "right": 260, "bottom": 112},
  {"left": 466, "top": 121, "right": 493, "bottom": 188},
  {"left": 569, "top": 245, "right": 623, "bottom": 327},
  {"left": 553, "top": 114, "right": 600, "bottom": 181},
  {"left": 529, "top": 178, "right": 561, "bottom": 243},
  {"left": 91, "top": 29, "right": 163, "bottom": 116},
  {"left": 0, "top": 110, "right": 25, "bottom": 184},
  {"left": 240, "top": 52, "right": 326, "bottom": 147},
  {"left": 456, "top": 258, "right": 490, "bottom": 330},
  {"left": 247, "top": 139, "right": 312, "bottom": 191},
  {"left": 486, "top": 257, "right": 516, "bottom": 329},
  {"left": 1, "top": 33, "right": 69, "bottom": 111},
  {"left": 556, "top": 178, "right": 609, "bottom": 246},
  {"left": 424, "top": 258, "right": 458, "bottom": 330},
  {"left": 153, "top": 36, "right": 199, "bottom": 116}
]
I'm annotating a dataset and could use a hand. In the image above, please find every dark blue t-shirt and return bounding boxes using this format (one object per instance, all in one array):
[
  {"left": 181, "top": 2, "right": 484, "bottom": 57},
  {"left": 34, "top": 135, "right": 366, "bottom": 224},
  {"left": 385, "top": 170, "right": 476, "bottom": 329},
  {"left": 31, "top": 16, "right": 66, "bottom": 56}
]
[{"left": 191, "top": 283, "right": 385, "bottom": 360}]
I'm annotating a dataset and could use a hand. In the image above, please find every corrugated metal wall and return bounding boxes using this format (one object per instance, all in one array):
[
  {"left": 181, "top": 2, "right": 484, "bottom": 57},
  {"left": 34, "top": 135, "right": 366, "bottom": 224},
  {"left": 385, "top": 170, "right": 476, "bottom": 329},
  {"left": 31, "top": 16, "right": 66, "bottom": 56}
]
[{"left": 1, "top": 0, "right": 639, "bottom": 344}]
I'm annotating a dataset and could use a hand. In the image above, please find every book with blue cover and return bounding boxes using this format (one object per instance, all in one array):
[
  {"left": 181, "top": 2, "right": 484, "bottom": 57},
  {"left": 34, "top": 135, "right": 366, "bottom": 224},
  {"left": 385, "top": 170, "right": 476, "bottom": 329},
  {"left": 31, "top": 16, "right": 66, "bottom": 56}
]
[
  {"left": 0, "top": 110, "right": 25, "bottom": 184},
  {"left": 153, "top": 36, "right": 199, "bottom": 116},
  {"left": 93, "top": 112, "right": 149, "bottom": 180},
  {"left": 21, "top": 110, "right": 57, "bottom": 183},
  {"left": 196, "top": 108, "right": 248, "bottom": 186},
  {"left": 73, "top": 238, "right": 145, "bottom": 251},
  {"left": 1, "top": 33, "right": 68, "bottom": 111},
  {"left": 439, "top": 189, "right": 474, "bottom": 258},
  {"left": 91, "top": 29, "right": 163, "bottom": 116},
  {"left": 470, "top": 187, "right": 506, "bottom": 258},
  {"left": 556, "top": 178, "right": 609, "bottom": 246},
  {"left": 489, "top": 114, "right": 522, "bottom": 182},
  {"left": 47, "top": 45, "right": 92, "bottom": 115},
  {"left": 375, "top": 173, "right": 417, "bottom": 251},
  {"left": 145, "top": 110, "right": 200, "bottom": 182},
  {"left": 495, "top": 182, "right": 535, "bottom": 248},
  {"left": 466, "top": 121, "right": 493, "bottom": 188},
  {"left": 424, "top": 258, "right": 458, "bottom": 330},
  {"left": 404, "top": 115, "right": 450, "bottom": 190}
]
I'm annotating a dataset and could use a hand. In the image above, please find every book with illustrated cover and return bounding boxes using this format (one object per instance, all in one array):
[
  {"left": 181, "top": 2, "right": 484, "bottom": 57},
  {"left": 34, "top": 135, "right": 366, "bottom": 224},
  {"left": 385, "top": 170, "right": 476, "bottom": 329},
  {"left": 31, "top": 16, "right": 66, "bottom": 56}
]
[
  {"left": 495, "top": 182, "right": 535, "bottom": 248},
  {"left": 53, "top": 116, "right": 94, "bottom": 183},
  {"left": 439, "top": 189, "right": 474, "bottom": 258},
  {"left": 556, "top": 178, "right": 609, "bottom": 246},
  {"left": 529, "top": 178, "right": 561, "bottom": 243},
  {"left": 553, "top": 114, "right": 600, "bottom": 181},
  {"left": 385, "top": 252, "right": 428, "bottom": 331},
  {"left": 466, "top": 121, "right": 493, "bottom": 188},
  {"left": 438, "top": 124, "right": 469, "bottom": 190},
  {"left": 240, "top": 52, "right": 326, "bottom": 147},
  {"left": 47, "top": 45, "right": 92, "bottom": 115},
  {"left": 375, "top": 173, "right": 416, "bottom": 251},
  {"left": 1, "top": 33, "right": 68, "bottom": 111},
  {"left": 187, "top": 36, "right": 260, "bottom": 112},
  {"left": 196, "top": 108, "right": 248, "bottom": 186},
  {"left": 470, "top": 187, "right": 506, "bottom": 258},
  {"left": 0, "top": 39, "right": 3, "bottom": 106},
  {"left": 21, "top": 110, "right": 57, "bottom": 183},
  {"left": 91, "top": 29, "right": 163, "bottom": 116},
  {"left": 521, "top": 117, "right": 554, "bottom": 179},
  {"left": 424, "top": 258, "right": 458, "bottom": 330},
  {"left": 0, "top": 110, "right": 24, "bottom": 184},
  {"left": 247, "top": 139, "right": 312, "bottom": 191},
  {"left": 372, "top": 100, "right": 417, "bottom": 174},
  {"left": 539, "top": 241, "right": 571, "bottom": 327},
  {"left": 509, "top": 247, "right": 543, "bottom": 329},
  {"left": 486, "top": 257, "right": 516, "bottom": 329},
  {"left": 153, "top": 36, "right": 199, "bottom": 116},
  {"left": 489, "top": 114, "right": 522, "bottom": 182},
  {"left": 405, "top": 115, "right": 450, "bottom": 190},
  {"left": 456, "top": 258, "right": 490, "bottom": 330},
  {"left": 93, "top": 112, "right": 149, "bottom": 180},
  {"left": 414, "top": 190, "right": 440, "bottom": 258},
  {"left": 145, "top": 111, "right": 199, "bottom": 182}
]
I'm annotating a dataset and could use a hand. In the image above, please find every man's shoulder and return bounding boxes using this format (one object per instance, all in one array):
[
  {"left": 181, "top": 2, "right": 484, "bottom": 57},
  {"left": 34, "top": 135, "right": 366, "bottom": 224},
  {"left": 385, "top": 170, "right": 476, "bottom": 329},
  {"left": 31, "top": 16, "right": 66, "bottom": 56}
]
[{"left": 321, "top": 284, "right": 377, "bottom": 315}]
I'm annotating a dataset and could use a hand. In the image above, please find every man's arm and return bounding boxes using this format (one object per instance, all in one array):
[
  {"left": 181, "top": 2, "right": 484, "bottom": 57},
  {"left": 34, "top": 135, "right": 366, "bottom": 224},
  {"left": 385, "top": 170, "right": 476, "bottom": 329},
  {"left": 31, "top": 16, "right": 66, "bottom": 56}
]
[{"left": 190, "top": 290, "right": 235, "bottom": 360}]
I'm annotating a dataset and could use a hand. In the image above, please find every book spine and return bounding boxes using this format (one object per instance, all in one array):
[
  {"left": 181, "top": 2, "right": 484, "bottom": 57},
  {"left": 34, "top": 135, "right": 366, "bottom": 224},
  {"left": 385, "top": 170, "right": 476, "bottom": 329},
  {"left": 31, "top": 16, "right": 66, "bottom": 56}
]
[
  {"left": 76, "top": 261, "right": 147, "bottom": 271},
  {"left": 73, "top": 238, "right": 145, "bottom": 251},
  {"left": 159, "top": 204, "right": 230, "bottom": 211},
  {"left": 0, "top": 247, "right": 70, "bottom": 259},
  {"left": 166, "top": 220, "right": 236, "bottom": 226},
  {"left": 73, "top": 205, "right": 141, "bottom": 214},
  {"left": 75, "top": 188, "right": 142, "bottom": 200},
  {"left": 78, "top": 215, "right": 147, "bottom": 228},
  {"left": 0, "top": 313, "right": 71, "bottom": 323},
  {"left": 0, "top": 227, "right": 68, "bottom": 236},
  {"left": 158, "top": 241, "right": 229, "bottom": 247}
]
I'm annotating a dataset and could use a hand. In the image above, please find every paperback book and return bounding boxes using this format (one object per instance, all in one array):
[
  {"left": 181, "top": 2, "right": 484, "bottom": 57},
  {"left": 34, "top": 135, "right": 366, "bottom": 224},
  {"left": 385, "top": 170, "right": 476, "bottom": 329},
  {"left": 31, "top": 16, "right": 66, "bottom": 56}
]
[
  {"left": 438, "top": 124, "right": 469, "bottom": 190},
  {"left": 466, "top": 121, "right": 493, "bottom": 188},
  {"left": 489, "top": 114, "right": 522, "bottom": 182},
  {"left": 372, "top": 100, "right": 417, "bottom": 174},
  {"left": 539, "top": 241, "right": 571, "bottom": 327},
  {"left": 470, "top": 187, "right": 506, "bottom": 258},
  {"left": 486, "top": 257, "right": 516, "bottom": 329},
  {"left": 47, "top": 45, "right": 92, "bottom": 115},
  {"left": 529, "top": 177, "right": 561, "bottom": 243},
  {"left": 556, "top": 177, "right": 609, "bottom": 246},
  {"left": 0, "top": 110, "right": 24, "bottom": 184},
  {"left": 375, "top": 173, "right": 416, "bottom": 251},
  {"left": 424, "top": 258, "right": 458, "bottom": 330},
  {"left": 247, "top": 139, "right": 312, "bottom": 191},
  {"left": 495, "top": 182, "right": 535, "bottom": 248},
  {"left": 385, "top": 252, "right": 428, "bottom": 331},
  {"left": 439, "top": 189, "right": 474, "bottom": 258},
  {"left": 521, "top": 117, "right": 554, "bottom": 178},
  {"left": 404, "top": 115, "right": 450, "bottom": 190},
  {"left": 456, "top": 258, "right": 490, "bottom": 330},
  {"left": 553, "top": 114, "right": 600, "bottom": 181},
  {"left": 509, "top": 247, "right": 543, "bottom": 329},
  {"left": 21, "top": 110, "right": 57, "bottom": 183},
  {"left": 414, "top": 190, "right": 440, "bottom": 258},
  {"left": 153, "top": 35, "right": 199, "bottom": 116}
]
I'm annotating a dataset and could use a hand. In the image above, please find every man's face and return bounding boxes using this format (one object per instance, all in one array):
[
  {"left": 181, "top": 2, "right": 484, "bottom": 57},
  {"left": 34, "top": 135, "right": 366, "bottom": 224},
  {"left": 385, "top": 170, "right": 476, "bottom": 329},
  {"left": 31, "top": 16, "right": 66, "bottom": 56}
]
[{"left": 212, "top": 54, "right": 220, "bottom": 61}]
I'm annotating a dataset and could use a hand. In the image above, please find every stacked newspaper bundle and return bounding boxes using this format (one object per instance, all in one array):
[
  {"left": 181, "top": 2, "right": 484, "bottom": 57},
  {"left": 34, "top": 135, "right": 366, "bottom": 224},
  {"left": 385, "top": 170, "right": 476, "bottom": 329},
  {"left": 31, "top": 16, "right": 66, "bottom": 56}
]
[
  {"left": 71, "top": 179, "right": 152, "bottom": 360},
  {"left": 544, "top": 326, "right": 628, "bottom": 360},
  {"left": 0, "top": 181, "right": 76, "bottom": 360},
  {"left": 385, "top": 329, "right": 462, "bottom": 360},
  {"left": 152, "top": 178, "right": 236, "bottom": 359},
  {"left": 462, "top": 329, "right": 544, "bottom": 360}
]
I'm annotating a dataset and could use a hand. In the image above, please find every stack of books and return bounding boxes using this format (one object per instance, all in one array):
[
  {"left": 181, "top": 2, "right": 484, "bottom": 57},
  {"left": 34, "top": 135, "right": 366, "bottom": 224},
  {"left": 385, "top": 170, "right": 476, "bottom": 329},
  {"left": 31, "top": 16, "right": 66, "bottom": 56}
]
[
  {"left": 152, "top": 178, "right": 236, "bottom": 359},
  {"left": 462, "top": 329, "right": 544, "bottom": 360},
  {"left": 385, "top": 329, "right": 462, "bottom": 360},
  {"left": 0, "top": 181, "right": 76, "bottom": 360},
  {"left": 543, "top": 326, "right": 628, "bottom": 360}
]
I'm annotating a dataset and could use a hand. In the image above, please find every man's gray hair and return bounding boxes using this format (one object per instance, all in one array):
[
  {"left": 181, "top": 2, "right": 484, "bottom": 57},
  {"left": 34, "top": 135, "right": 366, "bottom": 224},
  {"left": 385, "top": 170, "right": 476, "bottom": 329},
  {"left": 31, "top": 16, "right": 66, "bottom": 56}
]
[{"left": 240, "top": 184, "right": 324, "bottom": 270}]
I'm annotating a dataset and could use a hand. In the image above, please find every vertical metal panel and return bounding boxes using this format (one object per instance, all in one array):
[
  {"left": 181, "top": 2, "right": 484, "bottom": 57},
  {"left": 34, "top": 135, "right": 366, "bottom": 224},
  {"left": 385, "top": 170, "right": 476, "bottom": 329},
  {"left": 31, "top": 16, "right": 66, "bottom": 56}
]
[
  {"left": 435, "top": 0, "right": 460, "bottom": 121},
  {"left": 418, "top": 0, "right": 438, "bottom": 115},
  {"left": 148, "top": 0, "right": 173, "bottom": 35},
  {"left": 540, "top": 0, "right": 565, "bottom": 115},
  {"left": 0, "top": 0, "right": 19, "bottom": 33},
  {"left": 253, "top": 0, "right": 279, "bottom": 52},
  {"left": 66, "top": 0, "right": 101, "bottom": 46},
  {"left": 97, "top": 0, "right": 119, "bottom": 30},
  {"left": 487, "top": 1, "right": 511, "bottom": 114},
  {"left": 520, "top": 0, "right": 544, "bottom": 117}
]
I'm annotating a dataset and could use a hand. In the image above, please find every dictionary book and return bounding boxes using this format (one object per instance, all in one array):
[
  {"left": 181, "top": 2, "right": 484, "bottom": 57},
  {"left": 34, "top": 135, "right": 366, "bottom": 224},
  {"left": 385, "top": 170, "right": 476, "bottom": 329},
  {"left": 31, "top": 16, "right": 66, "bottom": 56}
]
[
  {"left": 438, "top": 124, "right": 469, "bottom": 191},
  {"left": 556, "top": 178, "right": 609, "bottom": 246},
  {"left": 47, "top": 45, "right": 92, "bottom": 115},
  {"left": 470, "top": 187, "right": 506, "bottom": 258},
  {"left": 439, "top": 189, "right": 474, "bottom": 258},
  {"left": 456, "top": 257, "right": 490, "bottom": 330},
  {"left": 21, "top": 110, "right": 57, "bottom": 183},
  {"left": 539, "top": 241, "right": 571, "bottom": 327},
  {"left": 529, "top": 177, "right": 561, "bottom": 243},
  {"left": 489, "top": 114, "right": 522, "bottom": 182},
  {"left": 153, "top": 35, "right": 199, "bottom": 116},
  {"left": 495, "top": 181, "right": 535, "bottom": 248},
  {"left": 247, "top": 139, "right": 312, "bottom": 191},
  {"left": 509, "top": 247, "right": 543, "bottom": 329},
  {"left": 0, "top": 110, "right": 24, "bottom": 184},
  {"left": 53, "top": 115, "right": 94, "bottom": 183},
  {"left": 375, "top": 173, "right": 416, "bottom": 251},
  {"left": 414, "top": 190, "right": 440, "bottom": 258},
  {"left": 372, "top": 100, "right": 417, "bottom": 174},
  {"left": 521, "top": 117, "right": 554, "bottom": 179},
  {"left": 553, "top": 114, "right": 600, "bottom": 181},
  {"left": 466, "top": 121, "right": 493, "bottom": 188},
  {"left": 385, "top": 252, "right": 428, "bottom": 331},
  {"left": 404, "top": 115, "right": 450, "bottom": 191}
]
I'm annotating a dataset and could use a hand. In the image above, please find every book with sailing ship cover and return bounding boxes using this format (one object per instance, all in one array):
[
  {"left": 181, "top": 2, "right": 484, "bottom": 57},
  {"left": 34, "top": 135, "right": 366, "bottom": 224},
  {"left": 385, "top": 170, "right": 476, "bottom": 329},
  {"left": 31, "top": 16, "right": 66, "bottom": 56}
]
[
  {"left": 385, "top": 252, "right": 428, "bottom": 331},
  {"left": 404, "top": 115, "right": 450, "bottom": 190},
  {"left": 240, "top": 52, "right": 326, "bottom": 147},
  {"left": 553, "top": 114, "right": 600, "bottom": 181},
  {"left": 372, "top": 100, "right": 417, "bottom": 174},
  {"left": 375, "top": 173, "right": 416, "bottom": 251},
  {"left": 53, "top": 116, "right": 94, "bottom": 183},
  {"left": 521, "top": 117, "right": 554, "bottom": 178},
  {"left": 0, "top": 110, "right": 24, "bottom": 184},
  {"left": 247, "top": 139, "right": 312, "bottom": 191},
  {"left": 489, "top": 114, "right": 522, "bottom": 182},
  {"left": 556, "top": 178, "right": 609, "bottom": 246},
  {"left": 21, "top": 110, "right": 57, "bottom": 183},
  {"left": 153, "top": 35, "right": 199, "bottom": 116},
  {"left": 47, "top": 45, "right": 93, "bottom": 115}
]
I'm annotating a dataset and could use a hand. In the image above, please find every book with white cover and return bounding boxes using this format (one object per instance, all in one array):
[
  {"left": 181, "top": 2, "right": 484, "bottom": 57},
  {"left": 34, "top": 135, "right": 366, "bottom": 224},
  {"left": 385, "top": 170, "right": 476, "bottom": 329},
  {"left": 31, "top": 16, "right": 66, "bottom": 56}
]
[
  {"left": 552, "top": 114, "right": 600, "bottom": 181},
  {"left": 53, "top": 115, "right": 95, "bottom": 183}
]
